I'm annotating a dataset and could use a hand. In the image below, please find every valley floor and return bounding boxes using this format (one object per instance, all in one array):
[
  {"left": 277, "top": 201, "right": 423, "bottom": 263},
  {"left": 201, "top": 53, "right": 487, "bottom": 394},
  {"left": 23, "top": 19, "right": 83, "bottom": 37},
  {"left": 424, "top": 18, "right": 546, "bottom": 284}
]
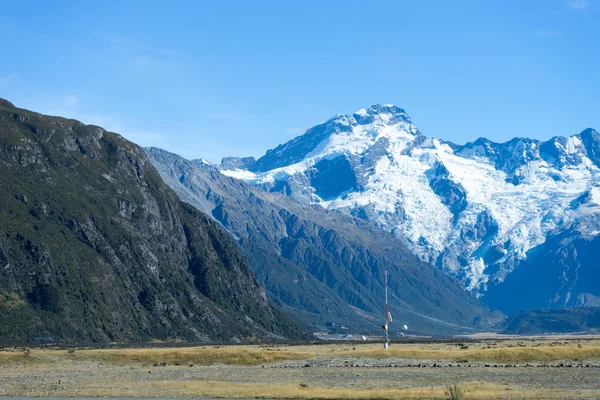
[{"left": 1, "top": 337, "right": 600, "bottom": 399}]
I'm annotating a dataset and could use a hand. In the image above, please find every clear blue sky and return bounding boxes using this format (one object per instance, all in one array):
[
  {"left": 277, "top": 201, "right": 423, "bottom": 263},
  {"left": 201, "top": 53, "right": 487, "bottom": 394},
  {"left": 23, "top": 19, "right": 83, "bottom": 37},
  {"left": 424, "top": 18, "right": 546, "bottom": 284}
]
[{"left": 1, "top": 0, "right": 598, "bottom": 162}]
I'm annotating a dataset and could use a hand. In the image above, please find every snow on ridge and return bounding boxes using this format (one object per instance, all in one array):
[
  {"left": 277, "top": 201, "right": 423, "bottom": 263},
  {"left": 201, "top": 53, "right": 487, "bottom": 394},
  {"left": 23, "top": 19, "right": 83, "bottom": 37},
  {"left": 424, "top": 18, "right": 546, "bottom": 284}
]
[
  {"left": 565, "top": 135, "right": 583, "bottom": 154},
  {"left": 589, "top": 187, "right": 600, "bottom": 204},
  {"left": 221, "top": 169, "right": 258, "bottom": 180},
  {"left": 220, "top": 105, "right": 600, "bottom": 293}
]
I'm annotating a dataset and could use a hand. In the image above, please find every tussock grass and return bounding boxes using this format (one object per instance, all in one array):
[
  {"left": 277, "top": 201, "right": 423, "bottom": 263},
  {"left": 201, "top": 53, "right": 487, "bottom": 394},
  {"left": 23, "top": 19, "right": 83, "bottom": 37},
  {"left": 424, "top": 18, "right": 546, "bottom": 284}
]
[
  {"left": 0, "top": 346, "right": 310, "bottom": 366},
  {"left": 6, "top": 378, "right": 599, "bottom": 399},
  {"left": 351, "top": 345, "right": 600, "bottom": 363},
  {"left": 4, "top": 343, "right": 599, "bottom": 366},
  {"left": 147, "top": 380, "right": 598, "bottom": 399},
  {"left": 0, "top": 348, "right": 38, "bottom": 364},
  {"left": 0, "top": 352, "right": 29, "bottom": 363},
  {"left": 69, "top": 346, "right": 311, "bottom": 365}
]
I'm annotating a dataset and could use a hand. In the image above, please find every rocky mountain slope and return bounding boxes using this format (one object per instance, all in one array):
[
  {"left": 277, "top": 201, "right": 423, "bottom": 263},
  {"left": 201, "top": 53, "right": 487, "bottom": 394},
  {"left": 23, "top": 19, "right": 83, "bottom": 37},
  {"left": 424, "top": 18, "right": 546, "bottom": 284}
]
[
  {"left": 484, "top": 207, "right": 600, "bottom": 314},
  {"left": 0, "top": 99, "right": 307, "bottom": 343},
  {"left": 147, "top": 147, "right": 494, "bottom": 335},
  {"left": 500, "top": 307, "right": 600, "bottom": 334},
  {"left": 220, "top": 105, "right": 600, "bottom": 314}
]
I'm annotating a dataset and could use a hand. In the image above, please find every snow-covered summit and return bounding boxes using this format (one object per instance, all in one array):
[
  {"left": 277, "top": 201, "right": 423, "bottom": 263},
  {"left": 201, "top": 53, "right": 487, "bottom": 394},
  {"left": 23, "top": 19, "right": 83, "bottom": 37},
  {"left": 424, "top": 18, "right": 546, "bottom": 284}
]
[
  {"left": 242, "top": 104, "right": 419, "bottom": 173},
  {"left": 221, "top": 106, "right": 600, "bottom": 297},
  {"left": 351, "top": 104, "right": 412, "bottom": 126}
]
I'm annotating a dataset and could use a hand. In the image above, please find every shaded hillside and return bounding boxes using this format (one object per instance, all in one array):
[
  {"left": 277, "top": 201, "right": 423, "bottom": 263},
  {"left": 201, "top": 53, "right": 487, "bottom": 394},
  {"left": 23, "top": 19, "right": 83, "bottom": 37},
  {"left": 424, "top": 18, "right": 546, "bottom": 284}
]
[
  {"left": 0, "top": 99, "right": 308, "bottom": 343},
  {"left": 484, "top": 210, "right": 600, "bottom": 315},
  {"left": 500, "top": 308, "right": 600, "bottom": 334},
  {"left": 147, "top": 148, "right": 495, "bottom": 335}
]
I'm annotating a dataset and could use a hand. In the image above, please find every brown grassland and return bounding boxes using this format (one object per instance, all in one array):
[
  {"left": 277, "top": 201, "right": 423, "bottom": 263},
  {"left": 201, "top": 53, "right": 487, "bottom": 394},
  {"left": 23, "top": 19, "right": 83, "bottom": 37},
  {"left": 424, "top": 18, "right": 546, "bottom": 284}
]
[
  {"left": 1, "top": 337, "right": 600, "bottom": 399},
  {"left": 351, "top": 344, "right": 600, "bottom": 362}
]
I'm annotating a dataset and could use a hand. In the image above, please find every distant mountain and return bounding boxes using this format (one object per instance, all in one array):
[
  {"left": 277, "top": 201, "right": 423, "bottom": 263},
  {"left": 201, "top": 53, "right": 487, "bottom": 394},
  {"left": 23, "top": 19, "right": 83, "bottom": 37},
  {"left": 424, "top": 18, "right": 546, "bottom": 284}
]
[
  {"left": 484, "top": 207, "right": 600, "bottom": 314},
  {"left": 500, "top": 307, "right": 600, "bottom": 334},
  {"left": 147, "top": 147, "right": 494, "bottom": 335},
  {"left": 0, "top": 99, "right": 308, "bottom": 343},
  {"left": 219, "top": 104, "right": 600, "bottom": 314}
]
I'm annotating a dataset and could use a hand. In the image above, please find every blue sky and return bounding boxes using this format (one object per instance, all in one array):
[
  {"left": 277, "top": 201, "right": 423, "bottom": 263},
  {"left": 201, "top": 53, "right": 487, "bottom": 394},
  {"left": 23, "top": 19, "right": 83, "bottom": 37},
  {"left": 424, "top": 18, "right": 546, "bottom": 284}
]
[{"left": 1, "top": 0, "right": 599, "bottom": 162}]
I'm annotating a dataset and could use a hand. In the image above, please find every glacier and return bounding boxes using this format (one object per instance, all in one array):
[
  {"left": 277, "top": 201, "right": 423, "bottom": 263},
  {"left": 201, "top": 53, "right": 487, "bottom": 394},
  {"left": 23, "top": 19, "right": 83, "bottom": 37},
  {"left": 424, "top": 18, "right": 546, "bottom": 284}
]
[{"left": 221, "top": 104, "right": 600, "bottom": 297}]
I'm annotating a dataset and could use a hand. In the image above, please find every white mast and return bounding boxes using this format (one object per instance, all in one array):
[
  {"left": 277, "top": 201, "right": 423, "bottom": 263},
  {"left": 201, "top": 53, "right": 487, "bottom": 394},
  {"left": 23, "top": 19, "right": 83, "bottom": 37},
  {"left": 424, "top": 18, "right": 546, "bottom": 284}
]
[{"left": 383, "top": 270, "right": 390, "bottom": 349}]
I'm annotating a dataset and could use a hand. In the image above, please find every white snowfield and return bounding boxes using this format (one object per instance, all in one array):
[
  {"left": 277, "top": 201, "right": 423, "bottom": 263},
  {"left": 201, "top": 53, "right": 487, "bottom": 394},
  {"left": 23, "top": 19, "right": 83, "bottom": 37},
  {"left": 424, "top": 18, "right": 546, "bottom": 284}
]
[{"left": 222, "top": 105, "right": 600, "bottom": 293}]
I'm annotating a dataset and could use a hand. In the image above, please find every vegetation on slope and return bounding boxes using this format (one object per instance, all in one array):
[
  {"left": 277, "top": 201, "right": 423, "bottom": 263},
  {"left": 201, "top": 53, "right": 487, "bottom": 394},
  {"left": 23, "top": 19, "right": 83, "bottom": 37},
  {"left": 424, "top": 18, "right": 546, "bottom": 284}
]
[{"left": 0, "top": 98, "right": 308, "bottom": 343}]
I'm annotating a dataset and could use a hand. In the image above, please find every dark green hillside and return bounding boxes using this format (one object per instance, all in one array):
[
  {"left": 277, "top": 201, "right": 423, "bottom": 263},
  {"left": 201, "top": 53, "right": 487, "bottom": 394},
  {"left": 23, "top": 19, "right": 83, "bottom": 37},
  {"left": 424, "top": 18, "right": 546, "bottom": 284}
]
[{"left": 0, "top": 98, "right": 308, "bottom": 343}]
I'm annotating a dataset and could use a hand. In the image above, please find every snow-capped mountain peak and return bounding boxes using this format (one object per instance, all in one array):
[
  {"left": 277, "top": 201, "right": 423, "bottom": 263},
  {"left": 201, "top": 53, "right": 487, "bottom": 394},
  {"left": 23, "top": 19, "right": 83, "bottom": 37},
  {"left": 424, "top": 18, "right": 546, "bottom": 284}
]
[
  {"left": 242, "top": 105, "right": 419, "bottom": 173},
  {"left": 351, "top": 104, "right": 412, "bottom": 126},
  {"left": 221, "top": 106, "right": 600, "bottom": 299}
]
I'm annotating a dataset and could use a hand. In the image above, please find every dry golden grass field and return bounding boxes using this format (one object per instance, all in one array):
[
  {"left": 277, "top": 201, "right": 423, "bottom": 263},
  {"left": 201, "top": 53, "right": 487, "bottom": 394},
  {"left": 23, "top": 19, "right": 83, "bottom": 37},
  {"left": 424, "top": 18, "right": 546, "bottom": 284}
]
[{"left": 1, "top": 337, "right": 600, "bottom": 399}]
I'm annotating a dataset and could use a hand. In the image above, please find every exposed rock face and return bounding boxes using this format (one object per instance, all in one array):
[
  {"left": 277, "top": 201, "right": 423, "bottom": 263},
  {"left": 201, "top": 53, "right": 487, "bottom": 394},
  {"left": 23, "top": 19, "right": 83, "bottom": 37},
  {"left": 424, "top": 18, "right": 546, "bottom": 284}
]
[
  {"left": 148, "top": 148, "right": 493, "bottom": 335},
  {"left": 0, "top": 99, "right": 308, "bottom": 343},
  {"left": 220, "top": 156, "right": 256, "bottom": 171}
]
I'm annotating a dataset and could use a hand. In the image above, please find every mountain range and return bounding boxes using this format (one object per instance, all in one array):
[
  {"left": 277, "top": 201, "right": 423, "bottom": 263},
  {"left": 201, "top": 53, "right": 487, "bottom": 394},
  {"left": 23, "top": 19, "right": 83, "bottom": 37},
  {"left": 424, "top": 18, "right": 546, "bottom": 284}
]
[
  {"left": 147, "top": 147, "right": 494, "bottom": 334},
  {"left": 2, "top": 97, "right": 598, "bottom": 342},
  {"left": 0, "top": 98, "right": 307, "bottom": 342},
  {"left": 218, "top": 104, "right": 600, "bottom": 315}
]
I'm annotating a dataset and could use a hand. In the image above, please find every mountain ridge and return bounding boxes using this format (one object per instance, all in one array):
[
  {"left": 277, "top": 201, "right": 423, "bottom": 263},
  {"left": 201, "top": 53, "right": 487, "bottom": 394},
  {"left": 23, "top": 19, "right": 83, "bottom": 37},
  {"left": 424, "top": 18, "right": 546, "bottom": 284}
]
[
  {"left": 147, "top": 146, "right": 495, "bottom": 334},
  {"left": 219, "top": 104, "right": 600, "bottom": 315},
  {"left": 0, "top": 98, "right": 308, "bottom": 343}
]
